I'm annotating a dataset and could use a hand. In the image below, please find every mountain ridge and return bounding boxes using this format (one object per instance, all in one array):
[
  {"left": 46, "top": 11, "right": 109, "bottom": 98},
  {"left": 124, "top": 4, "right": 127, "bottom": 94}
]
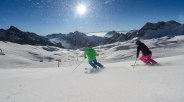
[
  {"left": 1, "top": 20, "right": 184, "bottom": 49},
  {"left": 0, "top": 26, "right": 64, "bottom": 48}
]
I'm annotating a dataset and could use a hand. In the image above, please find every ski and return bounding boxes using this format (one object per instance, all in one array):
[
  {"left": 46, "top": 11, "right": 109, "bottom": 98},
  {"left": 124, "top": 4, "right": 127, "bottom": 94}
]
[
  {"left": 0, "top": 52, "right": 5, "bottom": 55},
  {"left": 131, "top": 63, "right": 161, "bottom": 67},
  {"left": 84, "top": 68, "right": 101, "bottom": 74}
]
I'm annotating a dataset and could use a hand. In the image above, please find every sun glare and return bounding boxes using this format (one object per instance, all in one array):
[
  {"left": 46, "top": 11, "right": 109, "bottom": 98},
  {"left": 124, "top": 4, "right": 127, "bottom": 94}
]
[{"left": 76, "top": 4, "right": 87, "bottom": 15}]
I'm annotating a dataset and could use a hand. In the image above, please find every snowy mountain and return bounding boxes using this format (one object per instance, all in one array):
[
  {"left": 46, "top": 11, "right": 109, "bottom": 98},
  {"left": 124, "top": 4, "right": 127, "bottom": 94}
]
[
  {"left": 0, "top": 26, "right": 63, "bottom": 48},
  {"left": 47, "top": 30, "right": 128, "bottom": 49},
  {"left": 133, "top": 20, "right": 184, "bottom": 39},
  {"left": 94, "top": 20, "right": 184, "bottom": 42},
  {"left": 1, "top": 20, "right": 184, "bottom": 50},
  {"left": 104, "top": 31, "right": 126, "bottom": 44},
  {"left": 46, "top": 31, "right": 105, "bottom": 49},
  {"left": 46, "top": 20, "right": 184, "bottom": 49},
  {"left": 103, "top": 20, "right": 184, "bottom": 42},
  {"left": 104, "top": 30, "right": 119, "bottom": 38}
]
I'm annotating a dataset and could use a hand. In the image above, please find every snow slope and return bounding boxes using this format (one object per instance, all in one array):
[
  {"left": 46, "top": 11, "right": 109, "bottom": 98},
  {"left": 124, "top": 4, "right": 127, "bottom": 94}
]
[
  {"left": 0, "top": 41, "right": 81, "bottom": 68},
  {"left": 1, "top": 35, "right": 184, "bottom": 102},
  {"left": 0, "top": 55, "right": 184, "bottom": 102},
  {"left": 1, "top": 35, "right": 184, "bottom": 68},
  {"left": 95, "top": 35, "right": 184, "bottom": 63}
]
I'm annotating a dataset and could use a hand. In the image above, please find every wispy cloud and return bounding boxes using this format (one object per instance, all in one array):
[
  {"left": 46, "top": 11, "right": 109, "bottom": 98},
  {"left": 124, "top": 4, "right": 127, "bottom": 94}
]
[{"left": 104, "top": 0, "right": 116, "bottom": 4}]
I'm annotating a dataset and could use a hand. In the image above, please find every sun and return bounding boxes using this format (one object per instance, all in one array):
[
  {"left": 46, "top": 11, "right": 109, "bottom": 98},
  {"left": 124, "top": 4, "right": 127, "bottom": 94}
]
[{"left": 76, "top": 4, "right": 87, "bottom": 15}]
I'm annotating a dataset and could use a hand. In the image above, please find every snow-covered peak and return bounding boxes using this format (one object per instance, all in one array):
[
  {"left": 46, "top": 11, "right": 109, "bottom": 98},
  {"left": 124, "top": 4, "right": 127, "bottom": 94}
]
[
  {"left": 137, "top": 20, "right": 184, "bottom": 39},
  {"left": 47, "top": 31, "right": 105, "bottom": 49},
  {"left": 104, "top": 30, "right": 120, "bottom": 38}
]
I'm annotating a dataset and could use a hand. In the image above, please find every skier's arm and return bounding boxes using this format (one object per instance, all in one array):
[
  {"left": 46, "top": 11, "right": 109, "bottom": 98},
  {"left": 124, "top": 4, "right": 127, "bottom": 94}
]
[{"left": 136, "top": 47, "right": 140, "bottom": 58}]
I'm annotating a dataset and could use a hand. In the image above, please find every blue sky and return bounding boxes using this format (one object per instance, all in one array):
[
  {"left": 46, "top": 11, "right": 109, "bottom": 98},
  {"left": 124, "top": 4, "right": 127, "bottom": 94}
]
[{"left": 0, "top": 0, "right": 184, "bottom": 35}]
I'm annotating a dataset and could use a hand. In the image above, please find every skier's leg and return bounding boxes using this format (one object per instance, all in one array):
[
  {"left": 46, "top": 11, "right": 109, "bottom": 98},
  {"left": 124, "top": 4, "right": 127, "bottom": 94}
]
[
  {"left": 146, "top": 54, "right": 158, "bottom": 65},
  {"left": 149, "top": 59, "right": 158, "bottom": 64},
  {"left": 140, "top": 55, "right": 147, "bottom": 64},
  {"left": 89, "top": 61, "right": 97, "bottom": 69},
  {"left": 93, "top": 59, "right": 104, "bottom": 68},
  {"left": 140, "top": 55, "right": 151, "bottom": 65}
]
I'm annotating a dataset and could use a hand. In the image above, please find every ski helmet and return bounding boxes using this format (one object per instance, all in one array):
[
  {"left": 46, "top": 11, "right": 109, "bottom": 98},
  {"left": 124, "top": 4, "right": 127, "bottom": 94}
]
[{"left": 136, "top": 40, "right": 141, "bottom": 45}]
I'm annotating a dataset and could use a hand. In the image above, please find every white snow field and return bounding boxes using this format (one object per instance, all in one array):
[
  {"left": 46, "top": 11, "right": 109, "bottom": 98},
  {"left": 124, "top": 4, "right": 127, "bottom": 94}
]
[{"left": 1, "top": 35, "right": 184, "bottom": 102}]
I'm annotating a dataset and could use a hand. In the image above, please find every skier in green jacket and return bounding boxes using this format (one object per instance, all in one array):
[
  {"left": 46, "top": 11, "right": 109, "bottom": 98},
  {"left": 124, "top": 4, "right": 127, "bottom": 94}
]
[{"left": 84, "top": 44, "right": 104, "bottom": 70}]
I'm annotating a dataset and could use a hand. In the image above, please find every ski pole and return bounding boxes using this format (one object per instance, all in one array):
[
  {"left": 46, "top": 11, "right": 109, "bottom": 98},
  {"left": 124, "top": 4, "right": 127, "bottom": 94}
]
[
  {"left": 72, "top": 58, "right": 85, "bottom": 72},
  {"left": 133, "top": 58, "right": 137, "bottom": 68}
]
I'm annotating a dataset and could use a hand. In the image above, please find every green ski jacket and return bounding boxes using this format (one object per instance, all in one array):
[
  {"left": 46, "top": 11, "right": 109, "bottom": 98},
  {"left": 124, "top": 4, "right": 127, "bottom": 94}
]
[{"left": 84, "top": 47, "right": 98, "bottom": 61}]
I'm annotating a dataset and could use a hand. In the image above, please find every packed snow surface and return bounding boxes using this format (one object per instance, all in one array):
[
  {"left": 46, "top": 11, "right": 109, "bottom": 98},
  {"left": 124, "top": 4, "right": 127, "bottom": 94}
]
[{"left": 0, "top": 55, "right": 184, "bottom": 102}]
